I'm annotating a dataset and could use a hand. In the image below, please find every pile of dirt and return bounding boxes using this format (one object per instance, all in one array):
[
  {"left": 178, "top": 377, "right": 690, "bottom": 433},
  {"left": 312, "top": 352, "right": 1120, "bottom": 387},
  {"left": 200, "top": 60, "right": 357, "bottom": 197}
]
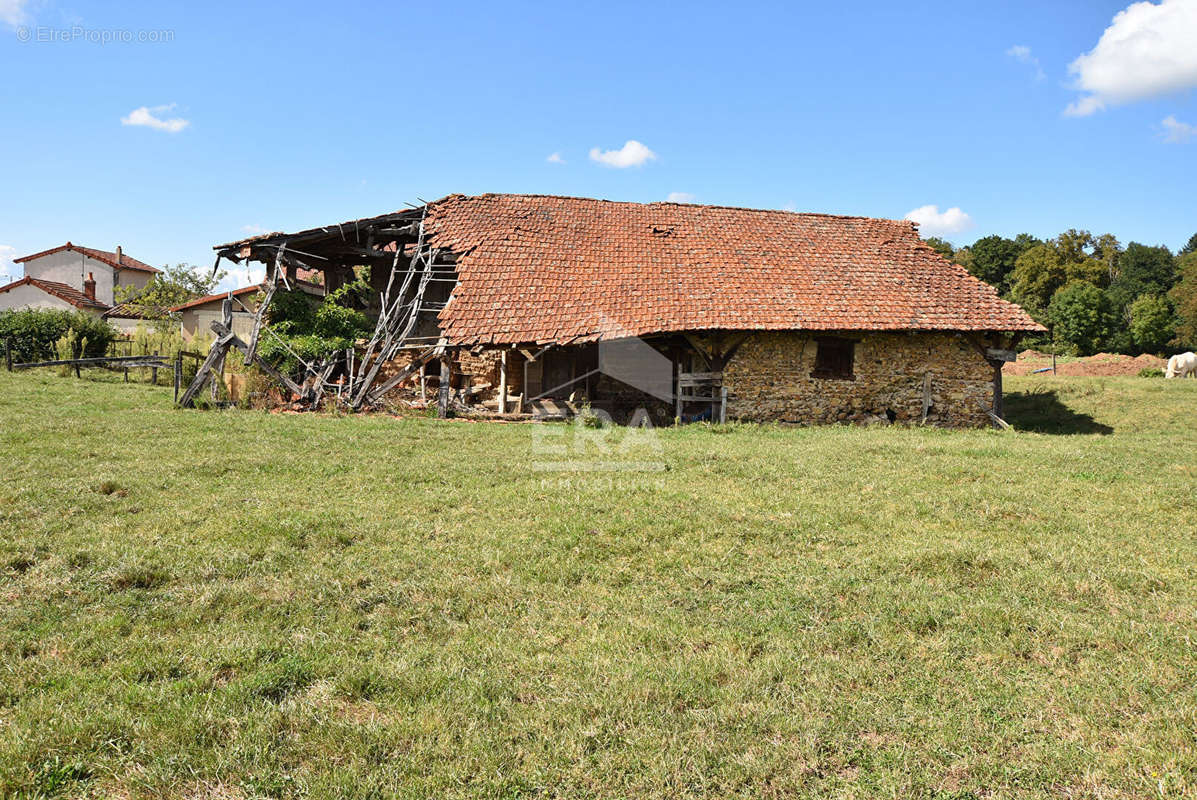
[{"left": 1004, "top": 351, "right": 1166, "bottom": 377}]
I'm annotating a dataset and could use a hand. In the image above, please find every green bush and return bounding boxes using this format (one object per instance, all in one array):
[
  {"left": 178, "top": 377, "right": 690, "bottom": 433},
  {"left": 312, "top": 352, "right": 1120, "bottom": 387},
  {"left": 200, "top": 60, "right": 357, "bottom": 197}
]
[
  {"left": 1127, "top": 294, "right": 1177, "bottom": 354},
  {"left": 1138, "top": 367, "right": 1164, "bottom": 378},
  {"left": 258, "top": 283, "right": 371, "bottom": 376},
  {"left": 0, "top": 308, "right": 116, "bottom": 363},
  {"left": 1048, "top": 281, "right": 1117, "bottom": 356}
]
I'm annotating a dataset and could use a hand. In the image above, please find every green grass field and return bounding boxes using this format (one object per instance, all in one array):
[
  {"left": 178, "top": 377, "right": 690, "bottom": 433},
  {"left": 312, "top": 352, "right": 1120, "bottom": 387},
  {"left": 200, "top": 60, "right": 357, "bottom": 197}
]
[{"left": 1, "top": 369, "right": 1195, "bottom": 799}]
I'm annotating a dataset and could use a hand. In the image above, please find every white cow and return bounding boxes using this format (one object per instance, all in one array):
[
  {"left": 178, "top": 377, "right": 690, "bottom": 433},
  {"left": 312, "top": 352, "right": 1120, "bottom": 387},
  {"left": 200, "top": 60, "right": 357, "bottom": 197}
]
[{"left": 1165, "top": 352, "right": 1197, "bottom": 379}]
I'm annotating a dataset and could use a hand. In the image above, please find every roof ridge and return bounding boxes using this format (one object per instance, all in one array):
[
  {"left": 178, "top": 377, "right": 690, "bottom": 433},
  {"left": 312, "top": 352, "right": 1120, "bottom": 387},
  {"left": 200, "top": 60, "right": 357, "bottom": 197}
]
[
  {"left": 0, "top": 275, "right": 111, "bottom": 310},
  {"left": 14, "top": 243, "right": 160, "bottom": 273},
  {"left": 167, "top": 279, "right": 324, "bottom": 312},
  {"left": 436, "top": 193, "right": 916, "bottom": 226}
]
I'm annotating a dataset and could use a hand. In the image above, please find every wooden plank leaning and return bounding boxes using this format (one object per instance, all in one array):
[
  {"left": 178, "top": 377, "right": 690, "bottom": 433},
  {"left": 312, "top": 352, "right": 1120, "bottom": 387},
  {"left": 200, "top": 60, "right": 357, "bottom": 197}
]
[
  {"left": 179, "top": 331, "right": 235, "bottom": 408},
  {"left": 209, "top": 319, "right": 305, "bottom": 398}
]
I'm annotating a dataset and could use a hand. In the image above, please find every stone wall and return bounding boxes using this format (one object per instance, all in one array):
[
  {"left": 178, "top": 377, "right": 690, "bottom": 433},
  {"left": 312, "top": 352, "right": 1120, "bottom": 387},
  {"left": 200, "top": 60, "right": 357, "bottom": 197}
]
[
  {"left": 374, "top": 331, "right": 998, "bottom": 426},
  {"left": 723, "top": 331, "right": 996, "bottom": 427},
  {"left": 376, "top": 347, "right": 524, "bottom": 403}
]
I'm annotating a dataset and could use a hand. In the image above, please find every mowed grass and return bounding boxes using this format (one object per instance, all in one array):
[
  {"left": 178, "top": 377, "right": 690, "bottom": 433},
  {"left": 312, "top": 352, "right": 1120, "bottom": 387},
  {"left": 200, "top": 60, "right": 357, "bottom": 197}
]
[{"left": 1, "top": 370, "right": 1196, "bottom": 799}]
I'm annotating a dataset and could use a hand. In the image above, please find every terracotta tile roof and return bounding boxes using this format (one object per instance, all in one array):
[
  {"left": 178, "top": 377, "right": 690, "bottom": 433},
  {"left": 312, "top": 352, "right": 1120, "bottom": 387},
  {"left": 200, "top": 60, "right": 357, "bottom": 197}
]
[
  {"left": 168, "top": 285, "right": 264, "bottom": 313},
  {"left": 14, "top": 243, "right": 160, "bottom": 274},
  {"left": 103, "top": 301, "right": 166, "bottom": 319},
  {"left": 423, "top": 194, "right": 1045, "bottom": 346},
  {"left": 167, "top": 280, "right": 324, "bottom": 313},
  {"left": 0, "top": 276, "right": 111, "bottom": 311}
]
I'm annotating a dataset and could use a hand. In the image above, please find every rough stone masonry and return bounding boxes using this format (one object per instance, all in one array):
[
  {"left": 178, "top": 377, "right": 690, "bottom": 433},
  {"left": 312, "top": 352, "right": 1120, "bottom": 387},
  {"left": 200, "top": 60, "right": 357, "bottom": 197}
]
[{"left": 723, "top": 331, "right": 995, "bottom": 427}]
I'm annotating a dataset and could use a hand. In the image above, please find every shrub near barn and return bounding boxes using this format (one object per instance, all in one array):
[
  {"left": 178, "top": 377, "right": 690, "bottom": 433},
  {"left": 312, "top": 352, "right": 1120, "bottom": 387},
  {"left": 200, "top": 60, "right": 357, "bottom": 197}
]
[{"left": 0, "top": 309, "right": 116, "bottom": 363}]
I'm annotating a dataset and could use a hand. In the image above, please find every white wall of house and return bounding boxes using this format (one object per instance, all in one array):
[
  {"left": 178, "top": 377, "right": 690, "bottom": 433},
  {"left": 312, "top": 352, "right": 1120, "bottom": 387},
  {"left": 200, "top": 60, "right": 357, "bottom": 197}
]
[
  {"left": 183, "top": 309, "right": 255, "bottom": 341},
  {"left": 20, "top": 251, "right": 115, "bottom": 304},
  {"left": 0, "top": 282, "right": 78, "bottom": 313},
  {"left": 18, "top": 251, "right": 151, "bottom": 306},
  {"left": 116, "top": 268, "right": 152, "bottom": 298}
]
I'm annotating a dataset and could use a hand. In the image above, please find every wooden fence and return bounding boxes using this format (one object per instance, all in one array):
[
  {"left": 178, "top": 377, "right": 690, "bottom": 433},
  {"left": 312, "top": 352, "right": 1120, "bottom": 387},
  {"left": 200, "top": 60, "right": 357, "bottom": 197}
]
[{"left": 5, "top": 337, "right": 205, "bottom": 404}]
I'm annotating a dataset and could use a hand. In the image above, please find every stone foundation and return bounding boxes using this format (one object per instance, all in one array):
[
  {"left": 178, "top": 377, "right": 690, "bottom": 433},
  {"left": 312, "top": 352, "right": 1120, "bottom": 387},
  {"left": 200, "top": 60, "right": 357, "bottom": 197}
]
[
  {"left": 374, "top": 330, "right": 999, "bottom": 427},
  {"left": 723, "top": 331, "right": 995, "bottom": 427}
]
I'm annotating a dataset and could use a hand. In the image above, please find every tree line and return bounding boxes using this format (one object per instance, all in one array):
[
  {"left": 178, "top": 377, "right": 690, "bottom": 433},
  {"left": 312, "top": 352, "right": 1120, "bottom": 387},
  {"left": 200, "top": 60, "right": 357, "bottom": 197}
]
[{"left": 925, "top": 231, "right": 1197, "bottom": 355}]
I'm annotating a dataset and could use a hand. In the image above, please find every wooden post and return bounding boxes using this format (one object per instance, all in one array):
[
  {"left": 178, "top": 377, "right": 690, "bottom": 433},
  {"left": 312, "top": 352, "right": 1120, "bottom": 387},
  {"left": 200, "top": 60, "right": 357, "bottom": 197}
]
[
  {"left": 437, "top": 354, "right": 451, "bottom": 418},
  {"left": 992, "top": 360, "right": 1004, "bottom": 421},
  {"left": 498, "top": 349, "right": 508, "bottom": 414},
  {"left": 719, "top": 386, "right": 728, "bottom": 424},
  {"left": 419, "top": 363, "right": 426, "bottom": 402},
  {"left": 211, "top": 349, "right": 225, "bottom": 402},
  {"left": 179, "top": 334, "right": 234, "bottom": 408},
  {"left": 674, "top": 361, "right": 682, "bottom": 423},
  {"left": 174, "top": 353, "right": 182, "bottom": 403},
  {"left": 151, "top": 351, "right": 159, "bottom": 385},
  {"left": 4, "top": 338, "right": 11, "bottom": 371},
  {"left": 920, "top": 372, "right": 933, "bottom": 424}
]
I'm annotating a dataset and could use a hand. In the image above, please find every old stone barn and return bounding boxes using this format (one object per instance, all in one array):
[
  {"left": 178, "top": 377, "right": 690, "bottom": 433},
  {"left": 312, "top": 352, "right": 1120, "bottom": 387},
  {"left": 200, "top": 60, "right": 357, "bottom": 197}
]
[{"left": 202, "top": 194, "right": 1043, "bottom": 427}]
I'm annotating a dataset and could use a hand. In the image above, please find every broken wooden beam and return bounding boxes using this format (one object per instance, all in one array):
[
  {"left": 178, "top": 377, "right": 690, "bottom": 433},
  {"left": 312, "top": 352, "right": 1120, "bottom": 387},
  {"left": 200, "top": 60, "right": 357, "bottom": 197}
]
[
  {"left": 179, "top": 331, "right": 235, "bottom": 408},
  {"left": 208, "top": 320, "right": 305, "bottom": 398},
  {"left": 363, "top": 346, "right": 440, "bottom": 405},
  {"left": 438, "top": 354, "right": 451, "bottom": 418}
]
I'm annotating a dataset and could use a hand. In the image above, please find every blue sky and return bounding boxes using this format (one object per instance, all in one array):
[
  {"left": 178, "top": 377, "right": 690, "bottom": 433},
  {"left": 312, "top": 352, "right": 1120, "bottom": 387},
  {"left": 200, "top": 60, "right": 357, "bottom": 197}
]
[{"left": 1, "top": 0, "right": 1194, "bottom": 290}]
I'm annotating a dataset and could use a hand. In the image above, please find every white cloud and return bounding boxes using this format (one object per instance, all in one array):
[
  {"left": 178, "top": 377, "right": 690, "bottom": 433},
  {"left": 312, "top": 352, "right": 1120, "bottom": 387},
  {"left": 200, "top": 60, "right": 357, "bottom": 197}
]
[
  {"left": 589, "top": 140, "right": 657, "bottom": 168},
  {"left": 1162, "top": 114, "right": 1196, "bottom": 143},
  {"left": 120, "top": 104, "right": 190, "bottom": 133},
  {"left": 546, "top": 152, "right": 565, "bottom": 164},
  {"left": 0, "top": 244, "right": 17, "bottom": 283},
  {"left": 241, "top": 224, "right": 269, "bottom": 235},
  {"left": 1006, "top": 44, "right": 1045, "bottom": 80},
  {"left": 1064, "top": 0, "right": 1197, "bottom": 116},
  {"left": 904, "top": 205, "right": 974, "bottom": 236},
  {"left": 666, "top": 192, "right": 696, "bottom": 203},
  {"left": 0, "top": 0, "right": 29, "bottom": 28}
]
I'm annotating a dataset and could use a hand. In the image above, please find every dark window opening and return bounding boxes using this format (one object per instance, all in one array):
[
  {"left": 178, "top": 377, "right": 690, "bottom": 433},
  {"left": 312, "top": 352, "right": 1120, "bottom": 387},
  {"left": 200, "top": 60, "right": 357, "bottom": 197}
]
[{"left": 812, "top": 337, "right": 855, "bottom": 380}]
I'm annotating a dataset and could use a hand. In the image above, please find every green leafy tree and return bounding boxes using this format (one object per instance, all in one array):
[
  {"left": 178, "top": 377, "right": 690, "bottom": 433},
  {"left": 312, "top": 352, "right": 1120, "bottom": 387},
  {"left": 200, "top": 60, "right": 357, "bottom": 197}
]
[
  {"left": 952, "top": 246, "right": 974, "bottom": 273},
  {"left": 1047, "top": 229, "right": 1117, "bottom": 286},
  {"left": 1048, "top": 280, "right": 1116, "bottom": 356},
  {"left": 967, "top": 234, "right": 1037, "bottom": 294},
  {"left": 1127, "top": 294, "right": 1176, "bottom": 353},
  {"left": 1008, "top": 231, "right": 1114, "bottom": 320},
  {"left": 923, "top": 237, "right": 955, "bottom": 260},
  {"left": 1180, "top": 233, "right": 1197, "bottom": 256},
  {"left": 1170, "top": 252, "right": 1197, "bottom": 347},
  {"left": 1108, "top": 243, "right": 1175, "bottom": 317},
  {"left": 1053, "top": 229, "right": 1095, "bottom": 264},
  {"left": 1093, "top": 233, "right": 1122, "bottom": 283},
  {"left": 1009, "top": 244, "right": 1065, "bottom": 317},
  {"left": 114, "top": 263, "right": 227, "bottom": 330},
  {"left": 258, "top": 279, "right": 372, "bottom": 375}
]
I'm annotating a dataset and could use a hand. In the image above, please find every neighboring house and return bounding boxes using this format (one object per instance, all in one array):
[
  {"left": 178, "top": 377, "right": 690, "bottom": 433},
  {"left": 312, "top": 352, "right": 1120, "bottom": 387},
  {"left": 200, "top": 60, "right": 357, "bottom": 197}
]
[
  {"left": 0, "top": 275, "right": 110, "bottom": 315},
  {"left": 170, "top": 281, "right": 324, "bottom": 342},
  {"left": 103, "top": 302, "right": 168, "bottom": 335},
  {"left": 215, "top": 194, "right": 1045, "bottom": 426},
  {"left": 0, "top": 242, "right": 161, "bottom": 320}
]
